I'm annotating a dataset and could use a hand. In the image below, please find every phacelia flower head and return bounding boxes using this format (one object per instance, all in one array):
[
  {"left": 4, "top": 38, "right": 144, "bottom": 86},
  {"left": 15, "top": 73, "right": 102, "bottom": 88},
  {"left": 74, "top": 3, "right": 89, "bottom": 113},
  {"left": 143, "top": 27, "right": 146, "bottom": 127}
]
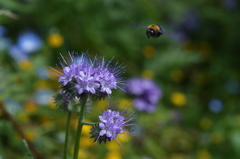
[
  {"left": 90, "top": 103, "right": 135, "bottom": 145},
  {"left": 52, "top": 52, "right": 125, "bottom": 99},
  {"left": 126, "top": 78, "right": 162, "bottom": 113}
]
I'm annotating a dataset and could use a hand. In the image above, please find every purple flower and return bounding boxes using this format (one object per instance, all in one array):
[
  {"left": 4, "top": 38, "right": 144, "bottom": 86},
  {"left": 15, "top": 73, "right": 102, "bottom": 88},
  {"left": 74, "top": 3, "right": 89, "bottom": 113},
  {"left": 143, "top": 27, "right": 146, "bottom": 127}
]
[
  {"left": 182, "top": 9, "right": 199, "bottom": 31},
  {"left": 223, "top": 0, "right": 237, "bottom": 9},
  {"left": 134, "top": 98, "right": 156, "bottom": 112},
  {"left": 90, "top": 104, "right": 135, "bottom": 145},
  {"left": 126, "top": 78, "right": 162, "bottom": 113},
  {"left": 52, "top": 52, "right": 125, "bottom": 99}
]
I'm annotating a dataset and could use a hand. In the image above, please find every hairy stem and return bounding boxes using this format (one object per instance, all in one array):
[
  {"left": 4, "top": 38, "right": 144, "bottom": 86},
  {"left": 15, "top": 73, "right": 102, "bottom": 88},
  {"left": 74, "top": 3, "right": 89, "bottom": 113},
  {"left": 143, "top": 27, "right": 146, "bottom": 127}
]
[
  {"left": 73, "top": 97, "right": 88, "bottom": 159},
  {"left": 63, "top": 112, "right": 72, "bottom": 159}
]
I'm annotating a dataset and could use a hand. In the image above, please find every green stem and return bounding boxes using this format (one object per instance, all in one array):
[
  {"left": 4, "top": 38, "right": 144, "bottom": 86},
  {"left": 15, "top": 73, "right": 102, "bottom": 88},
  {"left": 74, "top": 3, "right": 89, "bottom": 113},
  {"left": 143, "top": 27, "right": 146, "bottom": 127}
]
[
  {"left": 64, "top": 112, "right": 72, "bottom": 159},
  {"left": 73, "top": 97, "right": 88, "bottom": 159},
  {"left": 22, "top": 139, "right": 34, "bottom": 159}
]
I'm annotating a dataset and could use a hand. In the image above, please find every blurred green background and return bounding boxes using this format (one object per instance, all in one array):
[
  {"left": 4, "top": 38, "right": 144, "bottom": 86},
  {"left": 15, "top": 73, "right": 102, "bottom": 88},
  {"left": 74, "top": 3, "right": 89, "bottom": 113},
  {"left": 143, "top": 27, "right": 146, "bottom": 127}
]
[{"left": 0, "top": 0, "right": 240, "bottom": 159}]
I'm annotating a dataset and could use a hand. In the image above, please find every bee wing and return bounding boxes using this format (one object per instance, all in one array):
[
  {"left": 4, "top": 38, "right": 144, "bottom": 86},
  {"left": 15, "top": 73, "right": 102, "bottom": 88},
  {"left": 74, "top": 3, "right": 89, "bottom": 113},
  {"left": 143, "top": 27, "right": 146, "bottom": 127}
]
[{"left": 130, "top": 23, "right": 148, "bottom": 28}]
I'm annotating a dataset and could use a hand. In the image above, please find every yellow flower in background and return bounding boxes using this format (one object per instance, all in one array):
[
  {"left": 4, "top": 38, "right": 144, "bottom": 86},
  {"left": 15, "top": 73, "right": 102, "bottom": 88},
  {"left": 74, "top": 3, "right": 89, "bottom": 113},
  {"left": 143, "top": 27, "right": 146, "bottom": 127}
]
[
  {"left": 105, "top": 151, "right": 122, "bottom": 159},
  {"left": 35, "top": 80, "right": 49, "bottom": 89},
  {"left": 142, "top": 45, "right": 156, "bottom": 58},
  {"left": 200, "top": 118, "right": 212, "bottom": 130},
  {"left": 19, "top": 60, "right": 32, "bottom": 71},
  {"left": 24, "top": 129, "right": 37, "bottom": 141},
  {"left": 210, "top": 132, "right": 223, "bottom": 144},
  {"left": 24, "top": 100, "right": 37, "bottom": 113},
  {"left": 96, "top": 99, "right": 108, "bottom": 109},
  {"left": 17, "top": 112, "right": 29, "bottom": 122},
  {"left": 142, "top": 69, "right": 154, "bottom": 79},
  {"left": 80, "top": 136, "right": 94, "bottom": 147},
  {"left": 106, "top": 141, "right": 122, "bottom": 151},
  {"left": 170, "top": 69, "right": 184, "bottom": 82},
  {"left": 78, "top": 150, "right": 87, "bottom": 159},
  {"left": 117, "top": 132, "right": 132, "bottom": 143},
  {"left": 81, "top": 124, "right": 92, "bottom": 135},
  {"left": 171, "top": 92, "right": 186, "bottom": 106},
  {"left": 118, "top": 99, "right": 131, "bottom": 109},
  {"left": 197, "top": 149, "right": 211, "bottom": 159},
  {"left": 47, "top": 33, "right": 64, "bottom": 48}
]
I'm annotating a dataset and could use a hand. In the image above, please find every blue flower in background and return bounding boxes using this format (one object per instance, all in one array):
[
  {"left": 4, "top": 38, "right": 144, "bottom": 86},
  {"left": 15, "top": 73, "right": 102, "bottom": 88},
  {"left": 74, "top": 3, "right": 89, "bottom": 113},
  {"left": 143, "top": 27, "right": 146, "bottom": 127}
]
[
  {"left": 17, "top": 31, "right": 42, "bottom": 54},
  {"left": 9, "top": 45, "right": 28, "bottom": 61},
  {"left": 37, "top": 67, "right": 49, "bottom": 79},
  {"left": 209, "top": 98, "right": 223, "bottom": 113},
  {"left": 34, "top": 89, "right": 54, "bottom": 105},
  {"left": 3, "top": 98, "right": 21, "bottom": 115},
  {"left": 126, "top": 78, "right": 162, "bottom": 113},
  {"left": 225, "top": 80, "right": 240, "bottom": 94},
  {"left": 0, "top": 26, "right": 7, "bottom": 36},
  {"left": 0, "top": 37, "right": 11, "bottom": 51}
]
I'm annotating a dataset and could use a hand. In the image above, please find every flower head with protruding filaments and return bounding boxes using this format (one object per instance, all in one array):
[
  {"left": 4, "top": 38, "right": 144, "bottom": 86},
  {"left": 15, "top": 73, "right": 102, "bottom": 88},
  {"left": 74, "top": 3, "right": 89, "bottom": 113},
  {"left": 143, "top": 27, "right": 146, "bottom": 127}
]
[
  {"left": 51, "top": 52, "right": 125, "bottom": 99},
  {"left": 90, "top": 103, "right": 135, "bottom": 146}
]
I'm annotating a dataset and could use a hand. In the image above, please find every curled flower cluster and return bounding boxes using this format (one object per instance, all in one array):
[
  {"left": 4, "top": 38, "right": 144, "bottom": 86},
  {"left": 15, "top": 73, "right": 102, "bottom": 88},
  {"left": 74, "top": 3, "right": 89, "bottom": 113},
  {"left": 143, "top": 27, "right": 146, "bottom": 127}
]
[
  {"left": 52, "top": 52, "right": 125, "bottom": 99},
  {"left": 126, "top": 78, "right": 162, "bottom": 113},
  {"left": 90, "top": 104, "right": 135, "bottom": 144},
  {"left": 53, "top": 90, "right": 93, "bottom": 112},
  {"left": 53, "top": 90, "right": 73, "bottom": 111}
]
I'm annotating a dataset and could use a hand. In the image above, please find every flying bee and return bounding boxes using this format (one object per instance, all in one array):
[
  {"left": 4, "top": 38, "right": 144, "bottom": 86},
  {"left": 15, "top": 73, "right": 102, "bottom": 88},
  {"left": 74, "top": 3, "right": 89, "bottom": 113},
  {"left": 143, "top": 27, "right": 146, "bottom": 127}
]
[
  {"left": 131, "top": 23, "right": 164, "bottom": 39},
  {"left": 146, "top": 24, "right": 164, "bottom": 38}
]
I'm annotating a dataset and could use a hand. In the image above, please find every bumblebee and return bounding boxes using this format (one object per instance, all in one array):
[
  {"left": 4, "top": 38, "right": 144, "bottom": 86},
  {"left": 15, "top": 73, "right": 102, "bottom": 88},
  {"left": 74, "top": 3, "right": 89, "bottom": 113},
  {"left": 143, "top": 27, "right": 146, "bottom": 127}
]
[
  {"left": 131, "top": 23, "right": 164, "bottom": 39},
  {"left": 146, "top": 24, "right": 164, "bottom": 38}
]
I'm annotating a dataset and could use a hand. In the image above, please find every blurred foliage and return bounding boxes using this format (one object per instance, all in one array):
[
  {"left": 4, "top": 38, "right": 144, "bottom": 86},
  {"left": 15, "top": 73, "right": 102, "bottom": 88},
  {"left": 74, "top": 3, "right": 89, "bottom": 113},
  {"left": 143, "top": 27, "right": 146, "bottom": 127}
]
[{"left": 0, "top": 0, "right": 240, "bottom": 159}]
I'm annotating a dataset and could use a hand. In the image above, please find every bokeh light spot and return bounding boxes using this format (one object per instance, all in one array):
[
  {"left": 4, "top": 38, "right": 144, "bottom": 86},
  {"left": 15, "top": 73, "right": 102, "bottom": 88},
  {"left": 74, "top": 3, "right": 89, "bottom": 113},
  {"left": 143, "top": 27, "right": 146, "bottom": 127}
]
[
  {"left": 200, "top": 118, "right": 212, "bottom": 130},
  {"left": 171, "top": 92, "right": 186, "bottom": 106},
  {"left": 197, "top": 149, "right": 211, "bottom": 159},
  {"left": 142, "top": 45, "right": 156, "bottom": 58},
  {"left": 47, "top": 33, "right": 64, "bottom": 48},
  {"left": 170, "top": 69, "right": 184, "bottom": 82},
  {"left": 142, "top": 69, "right": 154, "bottom": 79}
]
